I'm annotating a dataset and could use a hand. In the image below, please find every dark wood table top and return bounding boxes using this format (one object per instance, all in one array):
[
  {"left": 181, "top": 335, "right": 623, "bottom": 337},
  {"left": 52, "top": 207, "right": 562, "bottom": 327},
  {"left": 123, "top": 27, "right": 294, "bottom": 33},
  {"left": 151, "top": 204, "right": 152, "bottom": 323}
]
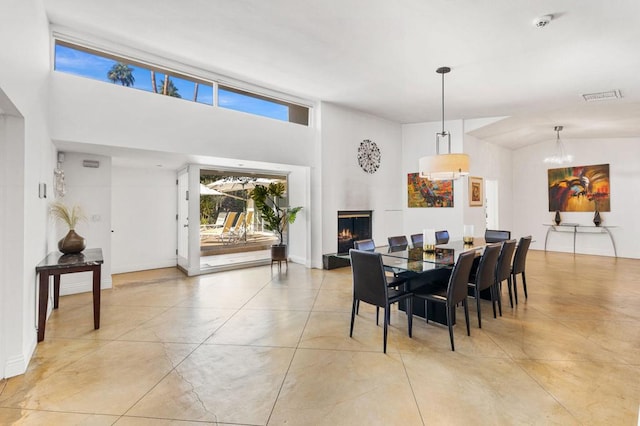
[{"left": 36, "top": 248, "right": 104, "bottom": 271}]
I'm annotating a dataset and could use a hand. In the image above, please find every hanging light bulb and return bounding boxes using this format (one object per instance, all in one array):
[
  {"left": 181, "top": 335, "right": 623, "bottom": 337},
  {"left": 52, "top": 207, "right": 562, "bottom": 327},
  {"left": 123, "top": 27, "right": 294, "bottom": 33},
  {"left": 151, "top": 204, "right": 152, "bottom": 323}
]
[
  {"left": 419, "top": 67, "right": 469, "bottom": 180},
  {"left": 543, "top": 126, "right": 573, "bottom": 164}
]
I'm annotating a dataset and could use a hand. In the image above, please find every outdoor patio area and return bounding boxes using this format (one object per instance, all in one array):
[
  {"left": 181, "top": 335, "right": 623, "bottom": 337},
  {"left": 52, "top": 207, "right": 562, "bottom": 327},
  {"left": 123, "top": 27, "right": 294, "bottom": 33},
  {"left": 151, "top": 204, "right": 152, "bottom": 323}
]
[{"left": 200, "top": 230, "right": 278, "bottom": 256}]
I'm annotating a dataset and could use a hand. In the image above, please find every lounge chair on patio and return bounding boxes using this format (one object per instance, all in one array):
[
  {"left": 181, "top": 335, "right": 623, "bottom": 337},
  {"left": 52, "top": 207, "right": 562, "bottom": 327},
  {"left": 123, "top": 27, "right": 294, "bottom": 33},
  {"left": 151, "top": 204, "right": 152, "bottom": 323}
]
[
  {"left": 243, "top": 211, "right": 254, "bottom": 237},
  {"left": 200, "top": 212, "right": 228, "bottom": 238},
  {"left": 209, "top": 212, "right": 237, "bottom": 242},
  {"left": 221, "top": 212, "right": 244, "bottom": 244},
  {"left": 211, "top": 212, "right": 228, "bottom": 228}
]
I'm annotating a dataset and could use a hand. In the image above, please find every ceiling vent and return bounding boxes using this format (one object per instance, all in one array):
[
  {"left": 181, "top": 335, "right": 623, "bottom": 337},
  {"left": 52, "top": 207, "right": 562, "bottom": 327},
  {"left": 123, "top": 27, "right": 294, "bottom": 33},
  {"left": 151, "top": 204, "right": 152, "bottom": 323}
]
[{"left": 582, "top": 90, "right": 622, "bottom": 102}]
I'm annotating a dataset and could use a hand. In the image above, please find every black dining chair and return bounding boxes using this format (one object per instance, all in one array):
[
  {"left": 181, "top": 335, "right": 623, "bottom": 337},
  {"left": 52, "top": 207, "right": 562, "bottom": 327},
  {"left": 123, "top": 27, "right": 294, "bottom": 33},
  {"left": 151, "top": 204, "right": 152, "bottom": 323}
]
[
  {"left": 485, "top": 229, "right": 511, "bottom": 243},
  {"left": 435, "top": 230, "right": 450, "bottom": 244},
  {"left": 510, "top": 235, "right": 532, "bottom": 306},
  {"left": 467, "top": 243, "right": 501, "bottom": 328},
  {"left": 495, "top": 239, "right": 517, "bottom": 313},
  {"left": 353, "top": 239, "right": 375, "bottom": 251},
  {"left": 352, "top": 238, "right": 408, "bottom": 317},
  {"left": 353, "top": 239, "right": 375, "bottom": 315},
  {"left": 386, "top": 235, "right": 411, "bottom": 283},
  {"left": 387, "top": 235, "right": 409, "bottom": 252},
  {"left": 349, "top": 249, "right": 413, "bottom": 353},
  {"left": 414, "top": 250, "right": 476, "bottom": 351},
  {"left": 410, "top": 233, "right": 423, "bottom": 246}
]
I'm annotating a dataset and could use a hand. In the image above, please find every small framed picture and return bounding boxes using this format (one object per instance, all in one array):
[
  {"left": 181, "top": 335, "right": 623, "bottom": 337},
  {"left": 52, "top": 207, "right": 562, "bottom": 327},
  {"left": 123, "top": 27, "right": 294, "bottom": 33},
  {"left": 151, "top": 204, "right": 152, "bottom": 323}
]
[{"left": 469, "top": 176, "right": 483, "bottom": 206}]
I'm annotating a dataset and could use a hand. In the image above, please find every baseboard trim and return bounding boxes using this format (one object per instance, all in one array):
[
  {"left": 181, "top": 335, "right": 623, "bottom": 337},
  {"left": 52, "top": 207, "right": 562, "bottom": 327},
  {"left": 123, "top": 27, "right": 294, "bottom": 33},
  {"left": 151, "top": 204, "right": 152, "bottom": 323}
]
[
  {"left": 111, "top": 260, "right": 177, "bottom": 275},
  {"left": 59, "top": 277, "right": 113, "bottom": 296},
  {"left": 289, "top": 255, "right": 307, "bottom": 265},
  {"left": 4, "top": 355, "right": 27, "bottom": 378},
  {"left": 3, "top": 332, "right": 37, "bottom": 378}
]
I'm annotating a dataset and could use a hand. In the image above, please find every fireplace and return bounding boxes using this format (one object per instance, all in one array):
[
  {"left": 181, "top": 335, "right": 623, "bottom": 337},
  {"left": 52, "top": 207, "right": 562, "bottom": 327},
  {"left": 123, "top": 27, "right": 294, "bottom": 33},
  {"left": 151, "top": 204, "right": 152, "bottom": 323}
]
[{"left": 337, "top": 210, "right": 372, "bottom": 254}]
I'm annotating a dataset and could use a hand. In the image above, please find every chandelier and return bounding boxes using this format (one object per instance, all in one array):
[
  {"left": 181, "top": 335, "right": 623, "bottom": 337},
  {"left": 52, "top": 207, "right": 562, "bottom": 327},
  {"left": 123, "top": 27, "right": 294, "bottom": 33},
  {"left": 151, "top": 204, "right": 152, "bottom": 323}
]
[
  {"left": 543, "top": 126, "right": 573, "bottom": 164},
  {"left": 419, "top": 66, "right": 469, "bottom": 180}
]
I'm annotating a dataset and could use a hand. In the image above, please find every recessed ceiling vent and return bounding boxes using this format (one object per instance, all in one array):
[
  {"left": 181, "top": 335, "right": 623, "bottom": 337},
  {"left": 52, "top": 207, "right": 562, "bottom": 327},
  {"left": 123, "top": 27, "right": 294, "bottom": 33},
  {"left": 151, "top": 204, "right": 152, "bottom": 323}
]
[{"left": 582, "top": 90, "right": 622, "bottom": 102}]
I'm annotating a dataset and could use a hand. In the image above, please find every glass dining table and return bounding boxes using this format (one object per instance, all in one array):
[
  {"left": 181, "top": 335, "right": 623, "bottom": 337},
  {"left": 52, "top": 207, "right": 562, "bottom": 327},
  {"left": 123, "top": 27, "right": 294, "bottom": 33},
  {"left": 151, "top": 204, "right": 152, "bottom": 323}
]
[
  {"left": 342, "top": 239, "right": 488, "bottom": 324},
  {"left": 380, "top": 238, "right": 485, "bottom": 271}
]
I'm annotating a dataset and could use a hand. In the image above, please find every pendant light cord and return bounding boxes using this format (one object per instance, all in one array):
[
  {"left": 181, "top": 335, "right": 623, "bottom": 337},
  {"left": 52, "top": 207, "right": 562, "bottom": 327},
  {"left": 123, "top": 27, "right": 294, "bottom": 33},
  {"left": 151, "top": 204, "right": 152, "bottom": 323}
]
[
  {"left": 441, "top": 70, "right": 445, "bottom": 134},
  {"left": 435, "top": 66, "right": 451, "bottom": 154}
]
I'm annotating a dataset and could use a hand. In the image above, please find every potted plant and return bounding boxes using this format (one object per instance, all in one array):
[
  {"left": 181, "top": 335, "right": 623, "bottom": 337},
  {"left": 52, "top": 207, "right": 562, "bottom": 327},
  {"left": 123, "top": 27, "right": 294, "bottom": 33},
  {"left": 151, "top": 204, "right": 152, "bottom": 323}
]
[
  {"left": 50, "top": 201, "right": 87, "bottom": 254},
  {"left": 250, "top": 182, "right": 302, "bottom": 261}
]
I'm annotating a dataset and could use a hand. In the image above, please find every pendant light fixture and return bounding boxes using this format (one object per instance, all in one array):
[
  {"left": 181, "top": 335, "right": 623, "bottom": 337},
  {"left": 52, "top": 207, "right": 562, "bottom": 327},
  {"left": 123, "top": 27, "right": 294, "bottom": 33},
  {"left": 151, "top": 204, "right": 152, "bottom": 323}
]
[
  {"left": 543, "top": 125, "right": 573, "bottom": 164},
  {"left": 419, "top": 66, "right": 469, "bottom": 180}
]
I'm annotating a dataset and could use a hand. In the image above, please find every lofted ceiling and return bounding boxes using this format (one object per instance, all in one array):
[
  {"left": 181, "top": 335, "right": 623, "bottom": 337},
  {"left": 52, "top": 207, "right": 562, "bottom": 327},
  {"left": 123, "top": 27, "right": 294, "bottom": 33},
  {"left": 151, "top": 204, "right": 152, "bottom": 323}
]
[{"left": 43, "top": 0, "right": 640, "bottom": 153}]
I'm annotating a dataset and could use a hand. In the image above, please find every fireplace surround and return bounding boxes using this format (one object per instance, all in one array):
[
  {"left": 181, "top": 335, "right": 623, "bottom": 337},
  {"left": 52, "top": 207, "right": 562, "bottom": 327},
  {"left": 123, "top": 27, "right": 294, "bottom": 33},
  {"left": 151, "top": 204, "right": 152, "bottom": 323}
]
[{"left": 337, "top": 210, "right": 372, "bottom": 254}]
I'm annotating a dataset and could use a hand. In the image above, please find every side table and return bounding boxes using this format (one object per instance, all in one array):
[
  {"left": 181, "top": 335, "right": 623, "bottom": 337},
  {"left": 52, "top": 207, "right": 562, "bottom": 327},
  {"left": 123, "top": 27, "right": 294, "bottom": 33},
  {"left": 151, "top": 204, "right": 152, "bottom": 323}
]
[
  {"left": 35, "top": 248, "right": 104, "bottom": 342},
  {"left": 543, "top": 224, "right": 617, "bottom": 257}
]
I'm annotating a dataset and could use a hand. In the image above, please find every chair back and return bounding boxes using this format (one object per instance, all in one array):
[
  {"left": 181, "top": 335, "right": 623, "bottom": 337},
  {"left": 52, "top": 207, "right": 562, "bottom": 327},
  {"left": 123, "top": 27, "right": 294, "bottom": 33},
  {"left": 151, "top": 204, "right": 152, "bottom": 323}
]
[
  {"left": 354, "top": 239, "right": 375, "bottom": 251},
  {"left": 410, "top": 233, "right": 423, "bottom": 246},
  {"left": 244, "top": 211, "right": 254, "bottom": 227},
  {"left": 387, "top": 235, "right": 408, "bottom": 251},
  {"left": 474, "top": 243, "right": 501, "bottom": 291},
  {"left": 221, "top": 212, "right": 238, "bottom": 233},
  {"left": 214, "top": 212, "right": 227, "bottom": 226},
  {"left": 435, "top": 230, "right": 450, "bottom": 244},
  {"left": 232, "top": 212, "right": 246, "bottom": 231},
  {"left": 496, "top": 239, "right": 517, "bottom": 282},
  {"left": 485, "top": 229, "right": 511, "bottom": 243},
  {"left": 448, "top": 250, "right": 476, "bottom": 305},
  {"left": 349, "top": 249, "right": 388, "bottom": 307},
  {"left": 512, "top": 235, "right": 532, "bottom": 275}
]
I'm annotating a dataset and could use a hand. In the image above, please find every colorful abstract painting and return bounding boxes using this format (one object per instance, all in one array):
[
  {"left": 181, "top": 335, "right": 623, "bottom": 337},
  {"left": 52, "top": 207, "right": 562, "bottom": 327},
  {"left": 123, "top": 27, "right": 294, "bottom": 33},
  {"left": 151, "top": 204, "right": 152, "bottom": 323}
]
[
  {"left": 408, "top": 173, "right": 453, "bottom": 208},
  {"left": 548, "top": 164, "right": 610, "bottom": 212}
]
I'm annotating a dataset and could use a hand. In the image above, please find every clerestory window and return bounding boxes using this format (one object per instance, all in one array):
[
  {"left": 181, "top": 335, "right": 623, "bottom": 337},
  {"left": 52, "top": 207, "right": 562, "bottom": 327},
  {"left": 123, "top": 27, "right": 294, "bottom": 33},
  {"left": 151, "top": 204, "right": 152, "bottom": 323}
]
[
  {"left": 53, "top": 40, "right": 309, "bottom": 125},
  {"left": 218, "top": 85, "right": 309, "bottom": 125}
]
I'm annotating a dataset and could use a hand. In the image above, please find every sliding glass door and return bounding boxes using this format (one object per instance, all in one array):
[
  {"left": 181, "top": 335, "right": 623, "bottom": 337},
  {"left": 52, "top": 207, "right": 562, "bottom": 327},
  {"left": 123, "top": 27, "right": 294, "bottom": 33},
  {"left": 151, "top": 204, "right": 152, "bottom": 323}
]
[{"left": 199, "top": 169, "right": 287, "bottom": 272}]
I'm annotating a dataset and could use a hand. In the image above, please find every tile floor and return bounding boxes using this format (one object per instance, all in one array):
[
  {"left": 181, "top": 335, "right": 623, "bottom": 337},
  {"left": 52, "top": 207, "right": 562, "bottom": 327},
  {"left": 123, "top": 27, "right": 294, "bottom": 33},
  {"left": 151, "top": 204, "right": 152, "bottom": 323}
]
[{"left": 1, "top": 250, "right": 639, "bottom": 425}]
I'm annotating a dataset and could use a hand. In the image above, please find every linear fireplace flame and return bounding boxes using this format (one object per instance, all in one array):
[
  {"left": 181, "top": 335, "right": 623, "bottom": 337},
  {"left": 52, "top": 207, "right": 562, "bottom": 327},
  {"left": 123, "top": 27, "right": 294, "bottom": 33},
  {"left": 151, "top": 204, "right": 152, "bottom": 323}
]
[
  {"left": 338, "top": 228, "right": 353, "bottom": 240},
  {"left": 337, "top": 210, "right": 372, "bottom": 254}
]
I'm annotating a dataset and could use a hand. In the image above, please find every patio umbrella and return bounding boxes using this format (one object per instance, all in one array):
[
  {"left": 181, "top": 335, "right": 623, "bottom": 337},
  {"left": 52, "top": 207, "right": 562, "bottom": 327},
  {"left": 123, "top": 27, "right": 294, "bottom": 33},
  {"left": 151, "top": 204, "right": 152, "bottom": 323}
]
[
  {"left": 206, "top": 177, "right": 280, "bottom": 193},
  {"left": 200, "top": 183, "right": 243, "bottom": 200}
]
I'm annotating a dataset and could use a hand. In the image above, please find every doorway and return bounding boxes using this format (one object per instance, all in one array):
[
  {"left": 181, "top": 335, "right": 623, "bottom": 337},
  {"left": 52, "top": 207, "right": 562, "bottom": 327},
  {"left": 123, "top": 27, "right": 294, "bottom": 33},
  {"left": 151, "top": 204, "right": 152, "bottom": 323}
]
[
  {"left": 199, "top": 169, "right": 288, "bottom": 271},
  {"left": 485, "top": 179, "right": 499, "bottom": 230},
  {"left": 176, "top": 167, "right": 189, "bottom": 272}
]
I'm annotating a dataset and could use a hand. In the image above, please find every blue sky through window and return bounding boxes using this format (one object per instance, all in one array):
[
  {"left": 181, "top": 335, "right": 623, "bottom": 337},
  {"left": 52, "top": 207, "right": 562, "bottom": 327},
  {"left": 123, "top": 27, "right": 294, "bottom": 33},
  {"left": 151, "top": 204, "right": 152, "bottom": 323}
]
[
  {"left": 218, "top": 88, "right": 289, "bottom": 121},
  {"left": 54, "top": 42, "right": 298, "bottom": 122},
  {"left": 54, "top": 44, "right": 213, "bottom": 105}
]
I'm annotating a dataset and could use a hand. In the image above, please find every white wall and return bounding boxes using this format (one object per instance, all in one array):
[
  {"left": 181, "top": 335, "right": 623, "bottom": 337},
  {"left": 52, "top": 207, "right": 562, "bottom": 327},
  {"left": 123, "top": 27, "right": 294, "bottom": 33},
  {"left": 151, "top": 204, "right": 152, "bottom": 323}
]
[
  {"left": 286, "top": 166, "right": 312, "bottom": 266},
  {"left": 0, "top": 113, "right": 26, "bottom": 380},
  {"left": 463, "top": 120, "right": 514, "bottom": 239},
  {"left": 0, "top": 0, "right": 52, "bottom": 378},
  {"left": 50, "top": 71, "right": 322, "bottom": 269},
  {"left": 513, "top": 137, "right": 640, "bottom": 258},
  {"left": 401, "top": 118, "right": 514, "bottom": 241},
  {"left": 111, "top": 166, "right": 178, "bottom": 273},
  {"left": 49, "top": 72, "right": 316, "bottom": 167},
  {"left": 51, "top": 152, "right": 113, "bottom": 294},
  {"left": 320, "top": 102, "right": 403, "bottom": 254},
  {"left": 402, "top": 120, "right": 465, "bottom": 238}
]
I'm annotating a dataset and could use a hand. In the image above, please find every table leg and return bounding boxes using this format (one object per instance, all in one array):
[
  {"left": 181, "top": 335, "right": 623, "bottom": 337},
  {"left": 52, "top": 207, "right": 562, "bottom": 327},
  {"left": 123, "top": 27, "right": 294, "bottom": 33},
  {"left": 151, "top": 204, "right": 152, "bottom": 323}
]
[
  {"left": 38, "top": 272, "right": 50, "bottom": 342},
  {"left": 544, "top": 227, "right": 552, "bottom": 251},
  {"left": 92, "top": 266, "right": 101, "bottom": 330},
  {"left": 53, "top": 274, "right": 60, "bottom": 309},
  {"left": 602, "top": 227, "right": 618, "bottom": 257}
]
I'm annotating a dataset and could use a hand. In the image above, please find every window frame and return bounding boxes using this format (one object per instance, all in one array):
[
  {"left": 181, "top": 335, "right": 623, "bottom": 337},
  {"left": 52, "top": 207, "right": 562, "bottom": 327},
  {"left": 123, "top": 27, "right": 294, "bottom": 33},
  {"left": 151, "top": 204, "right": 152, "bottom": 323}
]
[{"left": 52, "top": 37, "right": 312, "bottom": 126}]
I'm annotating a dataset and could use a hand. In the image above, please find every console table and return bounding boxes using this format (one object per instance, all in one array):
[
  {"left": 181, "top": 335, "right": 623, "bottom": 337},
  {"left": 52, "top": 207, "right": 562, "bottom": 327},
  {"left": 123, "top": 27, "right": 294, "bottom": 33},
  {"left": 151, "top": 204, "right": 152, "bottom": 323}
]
[
  {"left": 543, "top": 224, "right": 617, "bottom": 257},
  {"left": 35, "top": 248, "right": 103, "bottom": 342}
]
